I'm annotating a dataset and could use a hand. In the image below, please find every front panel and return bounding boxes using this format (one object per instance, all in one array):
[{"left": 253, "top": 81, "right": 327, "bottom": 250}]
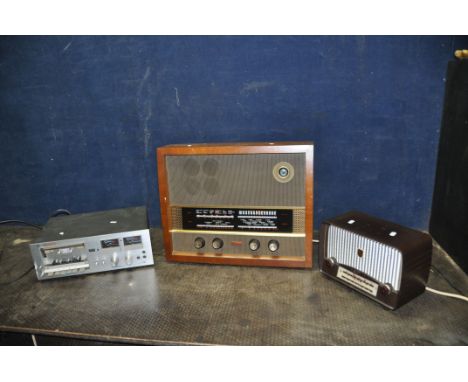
[
  {"left": 30, "top": 229, "right": 153, "bottom": 280},
  {"left": 319, "top": 223, "right": 402, "bottom": 309},
  {"left": 171, "top": 231, "right": 305, "bottom": 258},
  {"left": 326, "top": 225, "right": 403, "bottom": 291},
  {"left": 158, "top": 143, "right": 313, "bottom": 268}
]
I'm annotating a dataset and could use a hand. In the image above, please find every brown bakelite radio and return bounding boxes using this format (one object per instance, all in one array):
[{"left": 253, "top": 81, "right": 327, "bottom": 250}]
[
  {"left": 319, "top": 211, "right": 432, "bottom": 310},
  {"left": 157, "top": 142, "right": 314, "bottom": 268}
]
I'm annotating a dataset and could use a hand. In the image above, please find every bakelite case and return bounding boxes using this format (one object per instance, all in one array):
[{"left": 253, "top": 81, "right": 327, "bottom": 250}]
[
  {"left": 319, "top": 211, "right": 432, "bottom": 310},
  {"left": 157, "top": 142, "right": 314, "bottom": 268}
]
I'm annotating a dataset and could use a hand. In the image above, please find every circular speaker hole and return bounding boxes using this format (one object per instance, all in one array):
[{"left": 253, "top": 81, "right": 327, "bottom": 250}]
[
  {"left": 202, "top": 158, "right": 219, "bottom": 176},
  {"left": 183, "top": 179, "right": 201, "bottom": 195},
  {"left": 183, "top": 158, "right": 200, "bottom": 176},
  {"left": 203, "top": 178, "right": 220, "bottom": 195}
]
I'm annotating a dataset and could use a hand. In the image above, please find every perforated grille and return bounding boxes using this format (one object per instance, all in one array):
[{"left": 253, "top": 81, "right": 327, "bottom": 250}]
[
  {"left": 166, "top": 153, "right": 306, "bottom": 207},
  {"left": 326, "top": 225, "right": 403, "bottom": 291},
  {"left": 293, "top": 209, "right": 305, "bottom": 233},
  {"left": 171, "top": 207, "right": 183, "bottom": 229}
]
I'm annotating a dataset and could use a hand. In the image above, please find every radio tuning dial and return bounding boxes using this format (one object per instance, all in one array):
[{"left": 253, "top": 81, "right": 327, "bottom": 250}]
[
  {"left": 194, "top": 237, "right": 205, "bottom": 249},
  {"left": 212, "top": 238, "right": 223, "bottom": 250},
  {"left": 268, "top": 240, "right": 279, "bottom": 252},
  {"left": 249, "top": 239, "right": 260, "bottom": 251}
]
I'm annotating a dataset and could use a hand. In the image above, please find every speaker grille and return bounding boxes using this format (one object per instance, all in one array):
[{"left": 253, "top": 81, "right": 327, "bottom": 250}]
[
  {"left": 166, "top": 153, "right": 306, "bottom": 207},
  {"left": 293, "top": 209, "right": 305, "bottom": 233},
  {"left": 171, "top": 207, "right": 183, "bottom": 229},
  {"left": 326, "top": 225, "right": 403, "bottom": 290},
  {"left": 182, "top": 158, "right": 201, "bottom": 176}
]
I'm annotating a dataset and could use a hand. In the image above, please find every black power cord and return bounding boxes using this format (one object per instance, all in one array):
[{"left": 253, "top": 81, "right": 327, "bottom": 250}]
[
  {"left": 0, "top": 236, "right": 34, "bottom": 286},
  {"left": 0, "top": 220, "right": 41, "bottom": 284},
  {"left": 0, "top": 220, "right": 42, "bottom": 230},
  {"left": 0, "top": 265, "right": 34, "bottom": 286},
  {"left": 49, "top": 209, "right": 71, "bottom": 217},
  {"left": 0, "top": 208, "right": 72, "bottom": 229},
  {"left": 0, "top": 215, "right": 45, "bottom": 285}
]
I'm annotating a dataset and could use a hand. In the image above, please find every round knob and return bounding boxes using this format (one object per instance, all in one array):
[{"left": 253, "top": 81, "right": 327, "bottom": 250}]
[
  {"left": 212, "top": 238, "right": 223, "bottom": 250},
  {"left": 324, "top": 257, "right": 336, "bottom": 268},
  {"left": 268, "top": 240, "right": 279, "bottom": 252},
  {"left": 111, "top": 252, "right": 119, "bottom": 266},
  {"left": 249, "top": 239, "right": 260, "bottom": 251},
  {"left": 125, "top": 252, "right": 132, "bottom": 265},
  {"left": 194, "top": 237, "right": 205, "bottom": 250},
  {"left": 381, "top": 283, "right": 393, "bottom": 296},
  {"left": 278, "top": 166, "right": 289, "bottom": 178}
]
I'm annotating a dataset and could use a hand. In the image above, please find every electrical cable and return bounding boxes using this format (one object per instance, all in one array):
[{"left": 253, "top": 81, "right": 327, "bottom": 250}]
[
  {"left": 430, "top": 264, "right": 465, "bottom": 296},
  {"left": 0, "top": 220, "right": 42, "bottom": 230},
  {"left": 1, "top": 207, "right": 71, "bottom": 229},
  {"left": 0, "top": 208, "right": 70, "bottom": 285},
  {"left": 426, "top": 265, "right": 468, "bottom": 303},
  {"left": 0, "top": 238, "right": 34, "bottom": 286},
  {"left": 49, "top": 209, "right": 71, "bottom": 217},
  {"left": 426, "top": 287, "right": 468, "bottom": 303},
  {"left": 0, "top": 218, "right": 41, "bottom": 285},
  {"left": 0, "top": 265, "right": 34, "bottom": 286}
]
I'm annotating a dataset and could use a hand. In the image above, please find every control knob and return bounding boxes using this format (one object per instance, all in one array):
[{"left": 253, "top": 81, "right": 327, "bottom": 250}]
[
  {"left": 111, "top": 252, "right": 119, "bottom": 266},
  {"left": 381, "top": 283, "right": 393, "bottom": 296},
  {"left": 194, "top": 237, "right": 205, "bottom": 250},
  {"left": 268, "top": 240, "right": 279, "bottom": 252},
  {"left": 249, "top": 239, "right": 260, "bottom": 251},
  {"left": 212, "top": 238, "right": 223, "bottom": 250},
  {"left": 125, "top": 252, "right": 132, "bottom": 265},
  {"left": 324, "top": 257, "right": 336, "bottom": 268}
]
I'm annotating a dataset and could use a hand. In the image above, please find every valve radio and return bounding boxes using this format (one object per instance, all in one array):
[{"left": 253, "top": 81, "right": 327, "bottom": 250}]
[
  {"left": 319, "top": 211, "right": 432, "bottom": 309},
  {"left": 157, "top": 142, "right": 314, "bottom": 268}
]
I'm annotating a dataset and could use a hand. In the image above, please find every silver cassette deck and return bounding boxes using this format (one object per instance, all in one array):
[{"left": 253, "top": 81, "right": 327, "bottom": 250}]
[{"left": 29, "top": 206, "right": 154, "bottom": 280}]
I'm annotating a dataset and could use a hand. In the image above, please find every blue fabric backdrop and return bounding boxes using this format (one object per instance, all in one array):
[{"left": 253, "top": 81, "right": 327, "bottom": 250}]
[{"left": 1, "top": 36, "right": 467, "bottom": 228}]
